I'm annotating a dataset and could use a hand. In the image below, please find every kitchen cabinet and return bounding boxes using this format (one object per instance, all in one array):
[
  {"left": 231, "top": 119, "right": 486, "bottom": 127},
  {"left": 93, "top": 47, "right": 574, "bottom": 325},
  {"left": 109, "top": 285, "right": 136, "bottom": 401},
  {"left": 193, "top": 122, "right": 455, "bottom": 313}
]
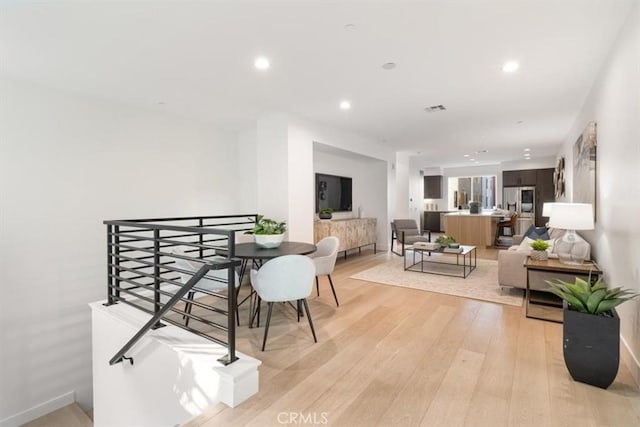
[
  {"left": 535, "top": 168, "right": 555, "bottom": 226},
  {"left": 423, "top": 175, "right": 442, "bottom": 198},
  {"left": 423, "top": 211, "right": 443, "bottom": 232},
  {"left": 503, "top": 169, "right": 537, "bottom": 187}
]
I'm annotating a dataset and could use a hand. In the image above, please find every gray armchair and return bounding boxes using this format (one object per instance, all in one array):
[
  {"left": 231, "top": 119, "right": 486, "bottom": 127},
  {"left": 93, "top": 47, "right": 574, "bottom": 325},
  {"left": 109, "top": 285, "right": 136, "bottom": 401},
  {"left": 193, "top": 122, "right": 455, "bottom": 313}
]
[{"left": 391, "top": 219, "right": 431, "bottom": 256}]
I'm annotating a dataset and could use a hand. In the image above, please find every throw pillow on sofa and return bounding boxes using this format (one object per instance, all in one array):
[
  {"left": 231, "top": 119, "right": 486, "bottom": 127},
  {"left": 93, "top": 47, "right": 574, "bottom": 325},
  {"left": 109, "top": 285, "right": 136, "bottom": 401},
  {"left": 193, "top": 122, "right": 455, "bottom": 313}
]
[{"left": 523, "top": 225, "right": 550, "bottom": 240}]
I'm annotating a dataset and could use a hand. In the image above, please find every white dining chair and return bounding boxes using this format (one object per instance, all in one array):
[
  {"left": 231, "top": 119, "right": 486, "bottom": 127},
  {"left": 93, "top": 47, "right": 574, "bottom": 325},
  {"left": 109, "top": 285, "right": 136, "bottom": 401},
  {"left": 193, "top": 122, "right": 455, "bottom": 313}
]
[
  {"left": 250, "top": 255, "right": 317, "bottom": 351},
  {"left": 171, "top": 248, "right": 240, "bottom": 327},
  {"left": 308, "top": 236, "right": 340, "bottom": 306}
]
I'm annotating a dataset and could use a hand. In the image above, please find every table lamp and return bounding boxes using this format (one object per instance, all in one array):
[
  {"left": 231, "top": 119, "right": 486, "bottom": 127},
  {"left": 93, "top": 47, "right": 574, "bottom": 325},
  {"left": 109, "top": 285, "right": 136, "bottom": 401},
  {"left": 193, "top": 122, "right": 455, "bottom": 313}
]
[
  {"left": 542, "top": 202, "right": 556, "bottom": 227},
  {"left": 548, "top": 202, "right": 594, "bottom": 264}
]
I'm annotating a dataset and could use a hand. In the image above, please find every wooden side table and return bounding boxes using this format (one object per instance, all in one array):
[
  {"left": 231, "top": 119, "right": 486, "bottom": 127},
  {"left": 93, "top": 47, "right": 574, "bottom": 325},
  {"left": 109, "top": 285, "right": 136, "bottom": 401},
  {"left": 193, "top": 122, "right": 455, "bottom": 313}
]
[{"left": 524, "top": 257, "right": 602, "bottom": 322}]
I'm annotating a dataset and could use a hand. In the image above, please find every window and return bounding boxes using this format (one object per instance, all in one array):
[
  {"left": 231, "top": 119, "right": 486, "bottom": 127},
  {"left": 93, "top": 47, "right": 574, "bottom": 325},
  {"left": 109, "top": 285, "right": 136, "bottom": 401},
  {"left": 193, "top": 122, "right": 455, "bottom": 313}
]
[{"left": 448, "top": 175, "right": 497, "bottom": 210}]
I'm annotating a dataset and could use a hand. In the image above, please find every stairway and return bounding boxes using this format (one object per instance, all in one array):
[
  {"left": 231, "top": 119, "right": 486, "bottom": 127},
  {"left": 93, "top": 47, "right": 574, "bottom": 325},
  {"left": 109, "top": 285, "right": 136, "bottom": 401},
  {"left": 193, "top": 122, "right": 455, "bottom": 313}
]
[{"left": 22, "top": 404, "right": 92, "bottom": 427}]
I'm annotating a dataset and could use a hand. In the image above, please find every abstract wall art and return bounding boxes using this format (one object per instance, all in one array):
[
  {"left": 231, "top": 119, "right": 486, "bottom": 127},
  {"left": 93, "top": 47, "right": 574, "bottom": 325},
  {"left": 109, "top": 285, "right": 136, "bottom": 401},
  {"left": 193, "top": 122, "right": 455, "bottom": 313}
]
[{"left": 572, "top": 121, "right": 597, "bottom": 219}]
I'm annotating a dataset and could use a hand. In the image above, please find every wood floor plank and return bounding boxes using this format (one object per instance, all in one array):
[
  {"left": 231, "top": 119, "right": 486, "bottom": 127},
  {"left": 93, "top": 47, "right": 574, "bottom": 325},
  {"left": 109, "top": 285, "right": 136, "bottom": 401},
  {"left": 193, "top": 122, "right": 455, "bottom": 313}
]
[
  {"left": 376, "top": 299, "right": 483, "bottom": 426},
  {"left": 23, "top": 404, "right": 92, "bottom": 427},
  {"left": 248, "top": 296, "right": 443, "bottom": 427},
  {"left": 463, "top": 304, "right": 520, "bottom": 427},
  {"left": 508, "top": 316, "right": 552, "bottom": 427},
  {"left": 419, "top": 348, "right": 486, "bottom": 427}
]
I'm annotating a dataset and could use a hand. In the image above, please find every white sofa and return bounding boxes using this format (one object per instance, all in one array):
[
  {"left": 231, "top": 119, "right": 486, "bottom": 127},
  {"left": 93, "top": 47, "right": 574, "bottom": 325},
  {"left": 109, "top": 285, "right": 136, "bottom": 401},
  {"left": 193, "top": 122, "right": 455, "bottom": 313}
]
[{"left": 497, "top": 229, "right": 591, "bottom": 290}]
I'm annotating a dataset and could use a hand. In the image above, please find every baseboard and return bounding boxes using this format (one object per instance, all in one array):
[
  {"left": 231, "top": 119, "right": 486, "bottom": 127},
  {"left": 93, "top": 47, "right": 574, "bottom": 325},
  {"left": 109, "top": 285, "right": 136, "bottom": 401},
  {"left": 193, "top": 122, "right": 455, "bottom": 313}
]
[
  {"left": 0, "top": 391, "right": 75, "bottom": 427},
  {"left": 621, "top": 335, "right": 640, "bottom": 389}
]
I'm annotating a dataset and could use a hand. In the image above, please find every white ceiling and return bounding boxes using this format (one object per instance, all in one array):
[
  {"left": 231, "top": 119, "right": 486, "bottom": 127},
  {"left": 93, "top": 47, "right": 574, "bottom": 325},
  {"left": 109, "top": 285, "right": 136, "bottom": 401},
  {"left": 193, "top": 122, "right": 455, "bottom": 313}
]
[{"left": 1, "top": 0, "right": 634, "bottom": 167}]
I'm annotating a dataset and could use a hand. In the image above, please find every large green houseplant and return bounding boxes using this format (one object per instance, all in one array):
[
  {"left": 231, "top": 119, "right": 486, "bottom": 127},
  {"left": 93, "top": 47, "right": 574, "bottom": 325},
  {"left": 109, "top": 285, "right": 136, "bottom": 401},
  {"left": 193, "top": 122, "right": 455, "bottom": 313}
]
[
  {"left": 245, "top": 215, "right": 287, "bottom": 248},
  {"left": 547, "top": 276, "right": 638, "bottom": 388}
]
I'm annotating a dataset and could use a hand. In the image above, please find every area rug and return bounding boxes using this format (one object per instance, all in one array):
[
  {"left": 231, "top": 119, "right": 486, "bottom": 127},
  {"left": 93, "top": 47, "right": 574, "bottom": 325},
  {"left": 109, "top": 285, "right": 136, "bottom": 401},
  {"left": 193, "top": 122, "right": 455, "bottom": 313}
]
[{"left": 350, "top": 257, "right": 523, "bottom": 306}]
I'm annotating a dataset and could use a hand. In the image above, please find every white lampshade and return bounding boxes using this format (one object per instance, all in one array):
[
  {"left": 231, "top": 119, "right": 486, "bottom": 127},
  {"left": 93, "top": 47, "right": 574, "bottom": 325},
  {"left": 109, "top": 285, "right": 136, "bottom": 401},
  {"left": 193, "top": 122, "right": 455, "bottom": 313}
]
[
  {"left": 542, "top": 202, "right": 555, "bottom": 217},
  {"left": 548, "top": 203, "right": 594, "bottom": 230}
]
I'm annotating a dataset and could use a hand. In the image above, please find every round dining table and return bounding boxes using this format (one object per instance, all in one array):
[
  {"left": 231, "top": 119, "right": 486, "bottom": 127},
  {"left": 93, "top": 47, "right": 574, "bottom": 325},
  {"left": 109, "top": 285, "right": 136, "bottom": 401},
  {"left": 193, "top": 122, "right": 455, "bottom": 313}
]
[
  {"left": 216, "top": 241, "right": 318, "bottom": 326},
  {"left": 231, "top": 241, "right": 317, "bottom": 259}
]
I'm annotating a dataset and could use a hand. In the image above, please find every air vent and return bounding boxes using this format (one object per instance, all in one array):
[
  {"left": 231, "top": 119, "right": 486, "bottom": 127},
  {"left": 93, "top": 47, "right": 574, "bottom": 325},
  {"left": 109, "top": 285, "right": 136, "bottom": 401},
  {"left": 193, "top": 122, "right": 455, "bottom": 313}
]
[{"left": 424, "top": 105, "right": 447, "bottom": 113}]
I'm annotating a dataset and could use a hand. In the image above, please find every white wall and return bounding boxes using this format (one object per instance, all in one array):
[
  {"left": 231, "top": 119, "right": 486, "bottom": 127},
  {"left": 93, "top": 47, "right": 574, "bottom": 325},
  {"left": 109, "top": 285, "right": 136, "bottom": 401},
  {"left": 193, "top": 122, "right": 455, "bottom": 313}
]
[
  {"left": 256, "top": 114, "right": 290, "bottom": 225},
  {"left": 236, "top": 129, "right": 258, "bottom": 214},
  {"left": 287, "top": 119, "right": 318, "bottom": 243},
  {"left": 0, "top": 77, "right": 240, "bottom": 425},
  {"left": 313, "top": 150, "right": 389, "bottom": 249},
  {"left": 394, "top": 152, "right": 411, "bottom": 219},
  {"left": 557, "top": 2, "right": 640, "bottom": 385}
]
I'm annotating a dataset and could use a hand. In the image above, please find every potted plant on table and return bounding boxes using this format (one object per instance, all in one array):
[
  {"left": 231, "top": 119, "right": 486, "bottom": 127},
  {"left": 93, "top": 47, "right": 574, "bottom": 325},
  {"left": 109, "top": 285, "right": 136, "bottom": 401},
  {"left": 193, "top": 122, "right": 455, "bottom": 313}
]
[
  {"left": 245, "top": 215, "right": 287, "bottom": 248},
  {"left": 435, "top": 234, "right": 456, "bottom": 248},
  {"left": 318, "top": 208, "right": 333, "bottom": 220},
  {"left": 547, "top": 276, "right": 639, "bottom": 388},
  {"left": 530, "top": 238, "right": 550, "bottom": 261}
]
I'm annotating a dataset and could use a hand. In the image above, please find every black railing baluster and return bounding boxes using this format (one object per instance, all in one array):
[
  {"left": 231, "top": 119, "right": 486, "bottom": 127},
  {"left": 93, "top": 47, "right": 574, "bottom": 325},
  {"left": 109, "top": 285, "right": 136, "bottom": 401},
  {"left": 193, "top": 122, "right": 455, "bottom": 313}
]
[
  {"left": 106, "top": 224, "right": 115, "bottom": 305},
  {"left": 199, "top": 218, "right": 204, "bottom": 259},
  {"left": 114, "top": 225, "right": 121, "bottom": 301},
  {"left": 152, "top": 229, "right": 164, "bottom": 329},
  {"left": 219, "top": 232, "right": 237, "bottom": 365}
]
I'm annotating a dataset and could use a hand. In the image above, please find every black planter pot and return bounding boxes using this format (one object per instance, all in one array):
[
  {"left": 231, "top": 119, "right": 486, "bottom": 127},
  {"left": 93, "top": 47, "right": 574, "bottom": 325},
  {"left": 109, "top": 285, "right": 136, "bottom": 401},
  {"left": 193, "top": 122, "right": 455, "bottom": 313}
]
[
  {"left": 319, "top": 213, "right": 332, "bottom": 219},
  {"left": 563, "top": 301, "right": 620, "bottom": 389}
]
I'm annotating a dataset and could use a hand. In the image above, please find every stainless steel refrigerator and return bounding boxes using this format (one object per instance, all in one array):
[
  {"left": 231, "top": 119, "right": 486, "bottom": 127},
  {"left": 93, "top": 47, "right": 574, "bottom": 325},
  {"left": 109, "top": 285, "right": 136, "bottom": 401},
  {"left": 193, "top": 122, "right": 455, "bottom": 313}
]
[{"left": 503, "top": 186, "right": 535, "bottom": 235}]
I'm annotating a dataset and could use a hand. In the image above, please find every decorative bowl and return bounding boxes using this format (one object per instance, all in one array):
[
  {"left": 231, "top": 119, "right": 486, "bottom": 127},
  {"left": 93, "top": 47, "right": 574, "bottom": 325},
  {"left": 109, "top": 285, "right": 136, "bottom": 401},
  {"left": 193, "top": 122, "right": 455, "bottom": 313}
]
[
  {"left": 448, "top": 243, "right": 460, "bottom": 249},
  {"left": 254, "top": 234, "right": 285, "bottom": 248}
]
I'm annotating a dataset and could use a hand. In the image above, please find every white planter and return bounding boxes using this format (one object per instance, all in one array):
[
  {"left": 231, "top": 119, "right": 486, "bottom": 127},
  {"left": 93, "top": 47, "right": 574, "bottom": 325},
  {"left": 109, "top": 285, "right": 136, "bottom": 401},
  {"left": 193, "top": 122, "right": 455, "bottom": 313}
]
[
  {"left": 531, "top": 250, "right": 549, "bottom": 261},
  {"left": 254, "top": 234, "right": 285, "bottom": 248}
]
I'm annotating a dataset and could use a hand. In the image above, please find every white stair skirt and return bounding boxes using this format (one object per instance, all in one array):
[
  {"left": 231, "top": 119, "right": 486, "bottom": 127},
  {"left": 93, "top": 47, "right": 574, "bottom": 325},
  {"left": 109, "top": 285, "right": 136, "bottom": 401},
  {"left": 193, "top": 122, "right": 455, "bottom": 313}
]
[{"left": 90, "top": 301, "right": 261, "bottom": 427}]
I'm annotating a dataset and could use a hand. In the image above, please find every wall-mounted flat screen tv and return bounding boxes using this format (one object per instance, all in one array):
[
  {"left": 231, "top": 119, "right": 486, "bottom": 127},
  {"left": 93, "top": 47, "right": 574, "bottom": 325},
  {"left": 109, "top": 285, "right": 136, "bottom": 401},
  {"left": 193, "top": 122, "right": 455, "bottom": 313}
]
[{"left": 315, "top": 173, "right": 352, "bottom": 212}]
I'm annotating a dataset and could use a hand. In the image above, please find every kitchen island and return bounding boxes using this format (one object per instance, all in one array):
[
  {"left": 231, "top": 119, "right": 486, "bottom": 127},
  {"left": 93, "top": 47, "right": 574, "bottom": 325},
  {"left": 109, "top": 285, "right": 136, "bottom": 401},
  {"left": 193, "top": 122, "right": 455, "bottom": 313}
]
[{"left": 443, "top": 211, "right": 504, "bottom": 248}]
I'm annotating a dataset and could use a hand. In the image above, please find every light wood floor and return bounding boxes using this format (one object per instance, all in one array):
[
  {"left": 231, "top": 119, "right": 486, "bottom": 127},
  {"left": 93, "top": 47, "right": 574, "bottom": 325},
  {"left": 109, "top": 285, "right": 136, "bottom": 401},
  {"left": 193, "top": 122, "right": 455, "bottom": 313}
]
[{"left": 186, "top": 248, "right": 640, "bottom": 427}]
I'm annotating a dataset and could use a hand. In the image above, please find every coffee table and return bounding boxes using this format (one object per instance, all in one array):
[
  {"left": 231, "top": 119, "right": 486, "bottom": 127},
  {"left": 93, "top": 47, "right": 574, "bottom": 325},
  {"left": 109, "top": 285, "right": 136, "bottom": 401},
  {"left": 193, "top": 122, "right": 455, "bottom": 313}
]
[{"left": 404, "top": 245, "right": 477, "bottom": 278}]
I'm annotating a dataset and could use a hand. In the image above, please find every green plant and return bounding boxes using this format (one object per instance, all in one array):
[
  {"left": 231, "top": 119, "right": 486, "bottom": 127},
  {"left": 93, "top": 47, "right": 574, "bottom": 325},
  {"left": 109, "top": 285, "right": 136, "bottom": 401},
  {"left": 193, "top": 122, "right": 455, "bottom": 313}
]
[
  {"left": 547, "top": 276, "right": 639, "bottom": 315},
  {"left": 245, "top": 215, "right": 287, "bottom": 235},
  {"left": 435, "top": 235, "right": 456, "bottom": 245},
  {"left": 530, "top": 239, "right": 550, "bottom": 251},
  {"left": 319, "top": 208, "right": 334, "bottom": 214}
]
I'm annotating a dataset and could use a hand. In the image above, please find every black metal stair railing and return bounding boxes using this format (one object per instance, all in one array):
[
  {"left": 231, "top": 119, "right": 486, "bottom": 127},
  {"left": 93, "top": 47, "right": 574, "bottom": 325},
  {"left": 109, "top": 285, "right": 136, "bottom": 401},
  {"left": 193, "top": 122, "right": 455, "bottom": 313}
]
[{"left": 103, "top": 214, "right": 258, "bottom": 366}]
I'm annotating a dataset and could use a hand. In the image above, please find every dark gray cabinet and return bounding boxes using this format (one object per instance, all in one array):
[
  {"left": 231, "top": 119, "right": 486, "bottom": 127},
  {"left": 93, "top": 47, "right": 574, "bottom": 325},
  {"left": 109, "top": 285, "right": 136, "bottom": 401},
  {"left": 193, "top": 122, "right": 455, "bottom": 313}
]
[
  {"left": 424, "top": 175, "right": 442, "bottom": 198},
  {"left": 503, "top": 169, "right": 537, "bottom": 187},
  {"left": 535, "top": 168, "right": 555, "bottom": 226},
  {"left": 423, "top": 211, "right": 442, "bottom": 232},
  {"left": 422, "top": 211, "right": 450, "bottom": 232}
]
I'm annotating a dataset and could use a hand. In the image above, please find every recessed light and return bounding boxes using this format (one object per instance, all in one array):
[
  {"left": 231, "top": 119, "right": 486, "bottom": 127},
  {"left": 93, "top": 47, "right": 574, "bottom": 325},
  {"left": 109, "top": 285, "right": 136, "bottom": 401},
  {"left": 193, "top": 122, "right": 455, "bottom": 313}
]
[
  {"left": 344, "top": 24, "right": 356, "bottom": 31},
  {"left": 470, "top": 158, "right": 476, "bottom": 161},
  {"left": 463, "top": 154, "right": 469, "bottom": 157},
  {"left": 254, "top": 56, "right": 270, "bottom": 70},
  {"left": 502, "top": 61, "right": 519, "bottom": 73},
  {"left": 475, "top": 161, "right": 480, "bottom": 164},
  {"left": 339, "top": 100, "right": 351, "bottom": 110},
  {"left": 157, "top": 101, "right": 165, "bottom": 105},
  {"left": 517, "top": 120, "right": 524, "bottom": 124},
  {"left": 382, "top": 62, "right": 396, "bottom": 70},
  {"left": 524, "top": 148, "right": 531, "bottom": 152}
]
